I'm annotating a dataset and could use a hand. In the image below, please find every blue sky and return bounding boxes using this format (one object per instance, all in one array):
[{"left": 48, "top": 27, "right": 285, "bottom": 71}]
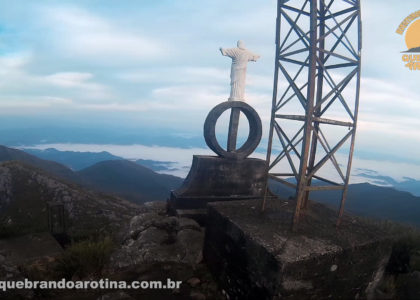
[{"left": 0, "top": 0, "right": 420, "bottom": 166}]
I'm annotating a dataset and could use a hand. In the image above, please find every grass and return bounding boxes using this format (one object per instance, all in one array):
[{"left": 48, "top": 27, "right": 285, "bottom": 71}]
[
  {"left": 0, "top": 217, "right": 38, "bottom": 238},
  {"left": 371, "top": 220, "right": 420, "bottom": 298},
  {"left": 54, "top": 236, "right": 115, "bottom": 279}
]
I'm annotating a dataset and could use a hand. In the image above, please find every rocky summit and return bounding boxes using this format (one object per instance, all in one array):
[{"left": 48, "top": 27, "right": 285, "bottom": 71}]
[{"left": 0, "top": 161, "right": 141, "bottom": 239}]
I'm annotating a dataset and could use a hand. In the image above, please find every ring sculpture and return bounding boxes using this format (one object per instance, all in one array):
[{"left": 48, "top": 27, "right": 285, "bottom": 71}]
[{"left": 204, "top": 101, "right": 262, "bottom": 160}]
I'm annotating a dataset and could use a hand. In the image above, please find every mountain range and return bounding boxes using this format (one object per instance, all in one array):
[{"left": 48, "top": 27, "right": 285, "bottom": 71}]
[
  {"left": 22, "top": 147, "right": 420, "bottom": 197},
  {"left": 77, "top": 159, "right": 182, "bottom": 203},
  {"left": 0, "top": 145, "right": 184, "bottom": 240},
  {"left": 1, "top": 145, "right": 420, "bottom": 228},
  {"left": 0, "top": 146, "right": 77, "bottom": 181},
  {"left": 270, "top": 180, "right": 420, "bottom": 227},
  {"left": 0, "top": 145, "right": 182, "bottom": 204},
  {"left": 354, "top": 170, "right": 420, "bottom": 197},
  {"left": 24, "top": 147, "right": 177, "bottom": 172},
  {"left": 23, "top": 148, "right": 123, "bottom": 171}
]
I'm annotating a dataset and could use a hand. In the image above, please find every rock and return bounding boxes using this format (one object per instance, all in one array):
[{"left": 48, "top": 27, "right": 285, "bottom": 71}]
[
  {"left": 396, "top": 271, "right": 420, "bottom": 299},
  {"left": 127, "top": 212, "right": 160, "bottom": 239},
  {"left": 97, "top": 291, "right": 134, "bottom": 300},
  {"left": 137, "top": 227, "right": 169, "bottom": 245},
  {"left": 282, "top": 279, "right": 313, "bottom": 291},
  {"left": 187, "top": 277, "right": 201, "bottom": 287},
  {"left": 143, "top": 201, "right": 167, "bottom": 214},
  {"left": 153, "top": 216, "right": 179, "bottom": 232},
  {"left": 190, "top": 291, "right": 206, "bottom": 300},
  {"left": 177, "top": 229, "right": 203, "bottom": 264},
  {"left": 0, "top": 256, "right": 34, "bottom": 299},
  {"left": 0, "top": 166, "right": 12, "bottom": 209},
  {"left": 0, "top": 161, "right": 140, "bottom": 239},
  {"left": 179, "top": 218, "right": 202, "bottom": 231},
  {"left": 111, "top": 212, "right": 204, "bottom": 270}
]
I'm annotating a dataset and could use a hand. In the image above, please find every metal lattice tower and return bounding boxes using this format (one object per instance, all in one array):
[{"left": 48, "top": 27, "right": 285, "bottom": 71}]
[{"left": 263, "top": 0, "right": 362, "bottom": 226}]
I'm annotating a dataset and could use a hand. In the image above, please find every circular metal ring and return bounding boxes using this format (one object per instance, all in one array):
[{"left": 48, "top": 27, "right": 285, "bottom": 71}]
[{"left": 204, "top": 101, "right": 262, "bottom": 159}]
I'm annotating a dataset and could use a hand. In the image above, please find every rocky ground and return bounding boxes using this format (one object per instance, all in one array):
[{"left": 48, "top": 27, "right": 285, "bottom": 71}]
[
  {"left": 0, "top": 161, "right": 141, "bottom": 239},
  {"left": 106, "top": 201, "right": 224, "bottom": 300},
  {"left": 0, "top": 201, "right": 225, "bottom": 300},
  {"left": 1, "top": 190, "right": 420, "bottom": 299}
]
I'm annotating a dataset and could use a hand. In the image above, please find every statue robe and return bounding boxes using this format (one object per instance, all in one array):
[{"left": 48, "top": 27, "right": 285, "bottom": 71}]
[{"left": 220, "top": 47, "right": 260, "bottom": 101}]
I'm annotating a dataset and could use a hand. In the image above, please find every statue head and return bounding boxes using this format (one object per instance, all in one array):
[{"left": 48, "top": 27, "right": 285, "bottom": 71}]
[{"left": 237, "top": 40, "right": 246, "bottom": 50}]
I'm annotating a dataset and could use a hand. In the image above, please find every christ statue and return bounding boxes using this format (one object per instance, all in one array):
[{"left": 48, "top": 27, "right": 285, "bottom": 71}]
[
  {"left": 220, "top": 40, "right": 260, "bottom": 101},
  {"left": 220, "top": 40, "right": 260, "bottom": 152}
]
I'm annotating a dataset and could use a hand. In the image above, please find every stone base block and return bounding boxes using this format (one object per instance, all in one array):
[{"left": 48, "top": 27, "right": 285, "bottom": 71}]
[
  {"left": 204, "top": 199, "right": 392, "bottom": 299},
  {"left": 168, "top": 155, "right": 267, "bottom": 211}
]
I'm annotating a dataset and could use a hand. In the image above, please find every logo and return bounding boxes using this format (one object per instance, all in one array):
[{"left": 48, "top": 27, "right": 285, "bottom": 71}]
[{"left": 396, "top": 10, "right": 420, "bottom": 70}]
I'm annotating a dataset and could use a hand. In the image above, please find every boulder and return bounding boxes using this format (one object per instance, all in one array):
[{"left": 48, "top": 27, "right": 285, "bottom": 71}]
[{"left": 111, "top": 212, "right": 204, "bottom": 269}]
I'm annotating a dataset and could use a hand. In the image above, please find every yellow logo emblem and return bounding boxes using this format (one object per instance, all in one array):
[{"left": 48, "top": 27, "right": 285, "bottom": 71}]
[{"left": 396, "top": 10, "right": 420, "bottom": 70}]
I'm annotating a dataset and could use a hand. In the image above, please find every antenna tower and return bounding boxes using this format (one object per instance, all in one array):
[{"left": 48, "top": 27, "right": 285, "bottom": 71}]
[{"left": 263, "top": 0, "right": 362, "bottom": 226}]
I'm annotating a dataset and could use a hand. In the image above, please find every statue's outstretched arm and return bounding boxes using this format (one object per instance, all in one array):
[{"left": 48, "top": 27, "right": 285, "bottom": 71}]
[
  {"left": 220, "top": 48, "right": 236, "bottom": 58},
  {"left": 249, "top": 52, "right": 261, "bottom": 62}
]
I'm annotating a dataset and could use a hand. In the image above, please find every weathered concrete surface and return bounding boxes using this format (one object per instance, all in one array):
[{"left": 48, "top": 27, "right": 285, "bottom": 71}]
[
  {"left": 204, "top": 199, "right": 393, "bottom": 299},
  {"left": 169, "top": 155, "right": 267, "bottom": 211}
]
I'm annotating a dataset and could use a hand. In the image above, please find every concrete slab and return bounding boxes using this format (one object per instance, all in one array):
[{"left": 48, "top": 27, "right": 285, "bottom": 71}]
[{"left": 204, "top": 199, "right": 392, "bottom": 299}]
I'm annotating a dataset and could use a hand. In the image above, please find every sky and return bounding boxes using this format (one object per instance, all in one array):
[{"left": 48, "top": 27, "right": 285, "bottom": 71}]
[{"left": 0, "top": 0, "right": 420, "bottom": 175}]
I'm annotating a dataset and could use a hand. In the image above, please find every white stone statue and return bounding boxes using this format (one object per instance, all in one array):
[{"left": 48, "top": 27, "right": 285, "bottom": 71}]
[{"left": 220, "top": 40, "right": 260, "bottom": 101}]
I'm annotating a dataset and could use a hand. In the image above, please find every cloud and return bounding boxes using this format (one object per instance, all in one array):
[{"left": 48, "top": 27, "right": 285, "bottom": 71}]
[
  {"left": 75, "top": 103, "right": 147, "bottom": 112},
  {"left": 41, "top": 6, "right": 166, "bottom": 62},
  {"left": 0, "top": 96, "right": 72, "bottom": 111},
  {"left": 117, "top": 67, "right": 227, "bottom": 85},
  {"left": 0, "top": 54, "right": 110, "bottom": 105},
  {"left": 151, "top": 85, "right": 226, "bottom": 110},
  {"left": 43, "top": 72, "right": 109, "bottom": 99},
  {"left": 74, "top": 101, "right": 169, "bottom": 112},
  {"left": 45, "top": 72, "right": 94, "bottom": 87},
  {"left": 360, "top": 77, "right": 420, "bottom": 114},
  {"left": 115, "top": 65, "right": 273, "bottom": 114},
  {"left": 209, "top": 0, "right": 276, "bottom": 39},
  {"left": 0, "top": 53, "right": 30, "bottom": 70},
  {"left": 357, "top": 77, "right": 420, "bottom": 142}
]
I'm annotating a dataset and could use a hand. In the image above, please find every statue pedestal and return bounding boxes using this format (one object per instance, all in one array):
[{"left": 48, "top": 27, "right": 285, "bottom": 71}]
[
  {"left": 168, "top": 100, "right": 265, "bottom": 223},
  {"left": 168, "top": 155, "right": 267, "bottom": 221}
]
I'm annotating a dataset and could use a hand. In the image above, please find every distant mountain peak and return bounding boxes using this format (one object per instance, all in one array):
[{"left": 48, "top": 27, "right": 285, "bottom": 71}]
[
  {"left": 0, "top": 145, "right": 76, "bottom": 181},
  {"left": 22, "top": 147, "right": 123, "bottom": 171},
  {"left": 77, "top": 159, "right": 183, "bottom": 204}
]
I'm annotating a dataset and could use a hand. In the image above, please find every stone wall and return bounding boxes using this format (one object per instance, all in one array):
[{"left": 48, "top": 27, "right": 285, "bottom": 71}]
[{"left": 204, "top": 199, "right": 392, "bottom": 299}]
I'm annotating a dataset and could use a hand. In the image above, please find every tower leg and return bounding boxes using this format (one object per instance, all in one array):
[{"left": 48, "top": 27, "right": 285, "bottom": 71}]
[{"left": 293, "top": 0, "right": 318, "bottom": 227}]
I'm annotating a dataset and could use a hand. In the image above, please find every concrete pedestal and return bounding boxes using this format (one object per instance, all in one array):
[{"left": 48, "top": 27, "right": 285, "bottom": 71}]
[
  {"left": 168, "top": 155, "right": 267, "bottom": 211},
  {"left": 204, "top": 199, "right": 392, "bottom": 299}
]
